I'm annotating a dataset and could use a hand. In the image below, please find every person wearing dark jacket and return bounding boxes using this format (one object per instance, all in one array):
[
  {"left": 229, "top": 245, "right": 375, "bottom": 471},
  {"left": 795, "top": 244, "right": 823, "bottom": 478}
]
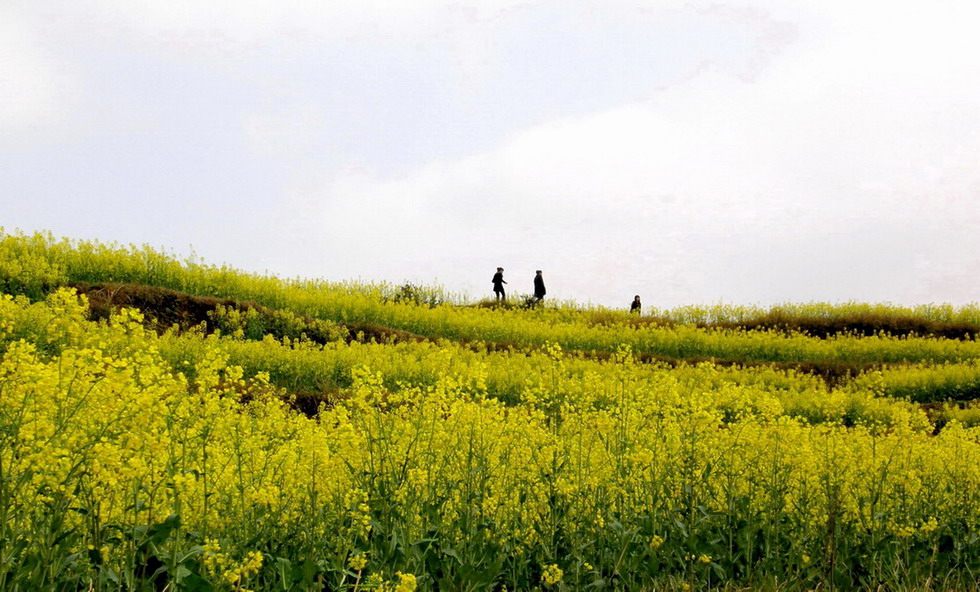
[
  {"left": 630, "top": 295, "right": 642, "bottom": 314},
  {"left": 492, "top": 267, "right": 507, "bottom": 301},
  {"left": 533, "top": 270, "right": 546, "bottom": 305}
]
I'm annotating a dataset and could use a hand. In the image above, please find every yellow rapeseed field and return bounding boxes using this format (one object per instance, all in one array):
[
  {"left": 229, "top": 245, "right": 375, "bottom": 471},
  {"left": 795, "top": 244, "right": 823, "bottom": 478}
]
[{"left": 2, "top": 231, "right": 980, "bottom": 591}]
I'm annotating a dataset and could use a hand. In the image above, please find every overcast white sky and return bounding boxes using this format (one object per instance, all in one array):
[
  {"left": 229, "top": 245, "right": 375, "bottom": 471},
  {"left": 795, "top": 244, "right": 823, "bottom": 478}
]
[{"left": 2, "top": 1, "right": 979, "bottom": 308}]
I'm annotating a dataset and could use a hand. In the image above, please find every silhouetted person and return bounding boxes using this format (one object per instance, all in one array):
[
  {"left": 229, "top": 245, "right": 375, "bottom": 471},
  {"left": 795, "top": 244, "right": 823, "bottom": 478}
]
[
  {"left": 630, "top": 295, "right": 642, "bottom": 314},
  {"left": 533, "top": 270, "right": 546, "bottom": 304},
  {"left": 492, "top": 267, "right": 507, "bottom": 301}
]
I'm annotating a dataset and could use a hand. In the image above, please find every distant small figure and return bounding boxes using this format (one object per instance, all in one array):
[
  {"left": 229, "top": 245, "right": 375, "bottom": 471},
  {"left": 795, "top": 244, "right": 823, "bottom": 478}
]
[
  {"left": 492, "top": 267, "right": 507, "bottom": 301},
  {"left": 533, "top": 270, "right": 546, "bottom": 305},
  {"left": 630, "top": 295, "right": 642, "bottom": 314}
]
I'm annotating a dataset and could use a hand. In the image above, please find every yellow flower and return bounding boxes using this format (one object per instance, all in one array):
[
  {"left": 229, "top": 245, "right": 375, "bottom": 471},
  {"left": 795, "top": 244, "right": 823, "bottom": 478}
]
[
  {"left": 348, "top": 553, "right": 368, "bottom": 572},
  {"left": 542, "top": 563, "right": 563, "bottom": 586},
  {"left": 394, "top": 571, "right": 417, "bottom": 592},
  {"left": 242, "top": 551, "right": 263, "bottom": 573}
]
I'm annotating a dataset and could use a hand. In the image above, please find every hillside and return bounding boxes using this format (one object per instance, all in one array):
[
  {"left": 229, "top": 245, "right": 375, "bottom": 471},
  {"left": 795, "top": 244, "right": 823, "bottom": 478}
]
[{"left": 2, "top": 229, "right": 980, "bottom": 591}]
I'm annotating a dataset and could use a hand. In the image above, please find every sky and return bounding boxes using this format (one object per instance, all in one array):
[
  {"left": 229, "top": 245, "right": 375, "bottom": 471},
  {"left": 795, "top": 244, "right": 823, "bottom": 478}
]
[{"left": 2, "top": 1, "right": 979, "bottom": 309}]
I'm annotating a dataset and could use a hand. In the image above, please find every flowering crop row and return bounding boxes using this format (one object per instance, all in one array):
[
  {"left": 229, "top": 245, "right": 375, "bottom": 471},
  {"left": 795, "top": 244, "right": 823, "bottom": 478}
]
[
  {"left": 2, "top": 290, "right": 980, "bottom": 590},
  {"left": 3, "top": 230, "right": 980, "bottom": 372},
  {"left": 650, "top": 301, "right": 980, "bottom": 329}
]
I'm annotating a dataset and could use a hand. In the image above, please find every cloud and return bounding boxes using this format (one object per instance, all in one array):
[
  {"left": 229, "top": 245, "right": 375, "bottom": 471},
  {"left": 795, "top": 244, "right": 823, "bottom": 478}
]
[
  {"left": 0, "top": 8, "right": 76, "bottom": 133},
  {"left": 243, "top": 104, "right": 328, "bottom": 159},
  {"left": 293, "top": 3, "right": 980, "bottom": 307},
  {"left": 26, "top": 0, "right": 529, "bottom": 62},
  {"left": 5, "top": 0, "right": 978, "bottom": 307}
]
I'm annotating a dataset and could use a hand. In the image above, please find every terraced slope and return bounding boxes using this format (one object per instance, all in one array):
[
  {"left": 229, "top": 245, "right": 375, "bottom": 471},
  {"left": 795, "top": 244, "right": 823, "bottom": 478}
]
[{"left": 2, "top": 229, "right": 980, "bottom": 591}]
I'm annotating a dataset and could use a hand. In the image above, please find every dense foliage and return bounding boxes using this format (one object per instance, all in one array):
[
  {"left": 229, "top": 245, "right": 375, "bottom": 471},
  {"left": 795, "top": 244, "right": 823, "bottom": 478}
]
[{"left": 2, "top": 230, "right": 980, "bottom": 591}]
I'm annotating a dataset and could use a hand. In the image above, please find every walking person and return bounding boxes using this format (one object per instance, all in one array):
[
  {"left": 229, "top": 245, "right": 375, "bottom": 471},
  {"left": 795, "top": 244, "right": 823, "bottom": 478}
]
[
  {"left": 630, "top": 295, "right": 642, "bottom": 314},
  {"left": 492, "top": 267, "right": 507, "bottom": 301},
  {"left": 533, "top": 270, "right": 546, "bottom": 305}
]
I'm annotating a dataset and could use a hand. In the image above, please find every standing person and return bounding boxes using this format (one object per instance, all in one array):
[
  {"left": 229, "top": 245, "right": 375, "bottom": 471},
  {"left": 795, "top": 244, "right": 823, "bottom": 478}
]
[
  {"left": 492, "top": 267, "right": 507, "bottom": 301},
  {"left": 630, "top": 295, "right": 642, "bottom": 314},
  {"left": 533, "top": 270, "right": 546, "bottom": 305}
]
